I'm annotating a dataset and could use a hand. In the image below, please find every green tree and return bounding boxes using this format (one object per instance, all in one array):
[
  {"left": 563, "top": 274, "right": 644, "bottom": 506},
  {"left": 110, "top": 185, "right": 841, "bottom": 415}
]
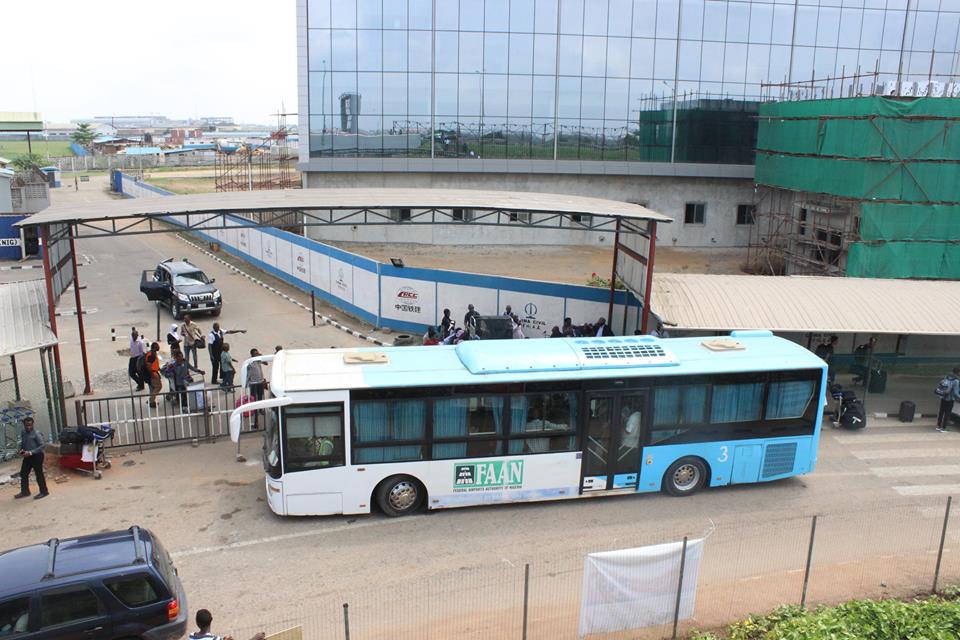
[
  {"left": 11, "top": 153, "right": 44, "bottom": 171},
  {"left": 70, "top": 122, "right": 96, "bottom": 147}
]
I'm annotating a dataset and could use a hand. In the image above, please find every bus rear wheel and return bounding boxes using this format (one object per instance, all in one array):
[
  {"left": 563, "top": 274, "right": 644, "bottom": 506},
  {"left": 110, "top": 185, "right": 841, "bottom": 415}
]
[
  {"left": 663, "top": 457, "right": 708, "bottom": 497},
  {"left": 376, "top": 475, "right": 425, "bottom": 517}
]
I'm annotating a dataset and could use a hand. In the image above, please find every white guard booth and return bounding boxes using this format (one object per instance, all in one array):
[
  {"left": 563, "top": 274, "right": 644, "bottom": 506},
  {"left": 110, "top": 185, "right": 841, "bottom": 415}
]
[{"left": 578, "top": 538, "right": 704, "bottom": 637}]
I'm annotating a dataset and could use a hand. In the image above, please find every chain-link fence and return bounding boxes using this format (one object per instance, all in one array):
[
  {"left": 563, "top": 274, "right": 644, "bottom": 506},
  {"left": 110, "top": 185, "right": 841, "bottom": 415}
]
[{"left": 216, "top": 498, "right": 957, "bottom": 640}]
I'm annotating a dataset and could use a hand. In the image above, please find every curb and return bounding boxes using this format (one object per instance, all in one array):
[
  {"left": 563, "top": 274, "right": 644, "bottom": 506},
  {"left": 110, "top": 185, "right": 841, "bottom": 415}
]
[{"left": 175, "top": 234, "right": 393, "bottom": 347}]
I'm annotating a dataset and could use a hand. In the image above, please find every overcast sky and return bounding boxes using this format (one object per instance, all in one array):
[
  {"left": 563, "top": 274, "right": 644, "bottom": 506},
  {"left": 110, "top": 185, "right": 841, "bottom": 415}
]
[{"left": 3, "top": 0, "right": 297, "bottom": 125}]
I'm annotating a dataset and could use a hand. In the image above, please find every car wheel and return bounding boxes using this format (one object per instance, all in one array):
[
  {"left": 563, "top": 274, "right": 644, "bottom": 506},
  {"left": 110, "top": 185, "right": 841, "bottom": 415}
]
[
  {"left": 172, "top": 302, "right": 182, "bottom": 320},
  {"left": 662, "top": 457, "right": 708, "bottom": 497},
  {"left": 375, "top": 475, "right": 425, "bottom": 517}
]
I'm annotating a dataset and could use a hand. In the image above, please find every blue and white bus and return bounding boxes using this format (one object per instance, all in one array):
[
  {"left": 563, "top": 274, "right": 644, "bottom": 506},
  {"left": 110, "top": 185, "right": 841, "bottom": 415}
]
[{"left": 230, "top": 331, "right": 826, "bottom": 517}]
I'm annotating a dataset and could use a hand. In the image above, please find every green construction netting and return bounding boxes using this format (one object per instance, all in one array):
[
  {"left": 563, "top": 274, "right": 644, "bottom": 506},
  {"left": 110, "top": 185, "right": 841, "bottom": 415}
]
[
  {"left": 846, "top": 242, "right": 960, "bottom": 279},
  {"left": 860, "top": 202, "right": 960, "bottom": 241},
  {"left": 755, "top": 152, "right": 960, "bottom": 201}
]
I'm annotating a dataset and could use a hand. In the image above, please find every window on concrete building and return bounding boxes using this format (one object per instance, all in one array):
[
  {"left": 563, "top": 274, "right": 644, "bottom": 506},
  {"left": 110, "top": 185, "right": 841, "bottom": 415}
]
[
  {"left": 508, "top": 211, "right": 532, "bottom": 223},
  {"left": 736, "top": 204, "right": 755, "bottom": 225},
  {"left": 798, "top": 208, "right": 808, "bottom": 235},
  {"left": 570, "top": 213, "right": 593, "bottom": 226},
  {"left": 684, "top": 203, "right": 705, "bottom": 225},
  {"left": 392, "top": 208, "right": 412, "bottom": 222},
  {"left": 451, "top": 208, "right": 474, "bottom": 222}
]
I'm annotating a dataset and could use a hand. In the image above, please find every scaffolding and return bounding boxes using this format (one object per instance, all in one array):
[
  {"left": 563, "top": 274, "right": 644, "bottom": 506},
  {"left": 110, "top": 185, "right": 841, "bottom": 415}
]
[{"left": 214, "top": 112, "right": 299, "bottom": 193}]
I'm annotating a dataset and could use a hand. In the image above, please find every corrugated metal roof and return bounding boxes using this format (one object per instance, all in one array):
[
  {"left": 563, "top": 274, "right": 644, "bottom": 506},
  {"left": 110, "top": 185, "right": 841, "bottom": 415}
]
[
  {"left": 0, "top": 280, "right": 58, "bottom": 358},
  {"left": 21, "top": 188, "right": 672, "bottom": 226},
  {"left": 123, "top": 146, "right": 163, "bottom": 156},
  {"left": 651, "top": 274, "right": 960, "bottom": 336}
]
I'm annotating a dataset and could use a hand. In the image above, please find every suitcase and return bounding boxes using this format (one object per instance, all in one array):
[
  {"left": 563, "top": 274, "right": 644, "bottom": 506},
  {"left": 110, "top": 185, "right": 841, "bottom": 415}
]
[
  {"left": 898, "top": 400, "right": 915, "bottom": 423},
  {"left": 868, "top": 369, "right": 887, "bottom": 393}
]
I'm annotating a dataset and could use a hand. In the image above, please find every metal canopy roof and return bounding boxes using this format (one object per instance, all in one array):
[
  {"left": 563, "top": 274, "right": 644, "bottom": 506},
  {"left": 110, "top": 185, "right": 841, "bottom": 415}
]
[
  {"left": 652, "top": 273, "right": 960, "bottom": 336},
  {"left": 20, "top": 187, "right": 671, "bottom": 233},
  {"left": 0, "top": 280, "right": 58, "bottom": 358}
]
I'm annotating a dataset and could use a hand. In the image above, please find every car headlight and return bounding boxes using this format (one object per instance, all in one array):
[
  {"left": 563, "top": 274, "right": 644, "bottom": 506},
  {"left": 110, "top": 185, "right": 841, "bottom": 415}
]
[
  {"left": 213, "top": 290, "right": 221, "bottom": 300},
  {"left": 177, "top": 293, "right": 190, "bottom": 302}
]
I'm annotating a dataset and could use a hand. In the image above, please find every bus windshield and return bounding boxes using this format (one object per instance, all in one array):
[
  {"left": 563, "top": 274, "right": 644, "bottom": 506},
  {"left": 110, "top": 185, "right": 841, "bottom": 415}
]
[{"left": 263, "top": 404, "right": 281, "bottom": 479}]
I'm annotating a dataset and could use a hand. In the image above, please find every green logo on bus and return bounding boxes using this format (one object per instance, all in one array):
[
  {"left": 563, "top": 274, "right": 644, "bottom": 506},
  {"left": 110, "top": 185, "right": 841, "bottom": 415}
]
[{"left": 454, "top": 460, "right": 524, "bottom": 489}]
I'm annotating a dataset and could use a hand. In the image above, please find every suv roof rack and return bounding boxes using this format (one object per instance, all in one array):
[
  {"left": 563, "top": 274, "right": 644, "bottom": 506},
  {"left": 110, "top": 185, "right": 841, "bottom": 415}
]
[
  {"left": 130, "top": 526, "right": 146, "bottom": 564},
  {"left": 42, "top": 538, "right": 60, "bottom": 580}
]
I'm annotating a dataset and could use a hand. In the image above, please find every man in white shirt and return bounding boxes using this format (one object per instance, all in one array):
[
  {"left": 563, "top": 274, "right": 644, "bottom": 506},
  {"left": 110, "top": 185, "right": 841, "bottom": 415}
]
[{"left": 128, "top": 328, "right": 147, "bottom": 391}]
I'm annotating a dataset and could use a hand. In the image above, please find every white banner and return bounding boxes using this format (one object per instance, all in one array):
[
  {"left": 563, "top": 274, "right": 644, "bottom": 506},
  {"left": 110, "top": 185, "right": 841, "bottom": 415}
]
[
  {"left": 353, "top": 267, "right": 379, "bottom": 315},
  {"left": 578, "top": 539, "right": 704, "bottom": 637},
  {"left": 436, "top": 283, "right": 498, "bottom": 328},
  {"left": 275, "top": 237, "right": 293, "bottom": 276},
  {"left": 329, "top": 258, "right": 354, "bottom": 304},
  {"left": 381, "top": 276, "right": 436, "bottom": 326},
  {"left": 261, "top": 233, "right": 278, "bottom": 268},
  {"left": 498, "top": 291, "right": 565, "bottom": 339},
  {"left": 310, "top": 251, "right": 331, "bottom": 293},
  {"left": 291, "top": 243, "right": 311, "bottom": 282}
]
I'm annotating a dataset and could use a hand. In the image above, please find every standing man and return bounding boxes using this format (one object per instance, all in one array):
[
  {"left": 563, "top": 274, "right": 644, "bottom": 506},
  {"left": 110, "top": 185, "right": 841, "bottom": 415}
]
[
  {"left": 220, "top": 343, "right": 239, "bottom": 389},
  {"left": 246, "top": 348, "right": 268, "bottom": 429},
  {"left": 172, "top": 351, "right": 204, "bottom": 411},
  {"left": 208, "top": 322, "right": 246, "bottom": 385},
  {"left": 936, "top": 367, "right": 960, "bottom": 433},
  {"left": 14, "top": 417, "right": 48, "bottom": 500},
  {"left": 145, "top": 342, "right": 163, "bottom": 408},
  {"left": 464, "top": 304, "right": 480, "bottom": 338},
  {"left": 439, "top": 308, "right": 453, "bottom": 339},
  {"left": 128, "top": 328, "right": 147, "bottom": 391},
  {"left": 188, "top": 608, "right": 265, "bottom": 640},
  {"left": 503, "top": 304, "right": 513, "bottom": 317},
  {"left": 595, "top": 317, "right": 614, "bottom": 337},
  {"left": 180, "top": 314, "right": 204, "bottom": 368}
]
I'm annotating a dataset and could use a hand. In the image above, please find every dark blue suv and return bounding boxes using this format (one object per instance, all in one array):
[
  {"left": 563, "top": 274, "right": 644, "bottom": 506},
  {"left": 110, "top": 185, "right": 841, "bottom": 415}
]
[{"left": 0, "top": 526, "right": 187, "bottom": 639}]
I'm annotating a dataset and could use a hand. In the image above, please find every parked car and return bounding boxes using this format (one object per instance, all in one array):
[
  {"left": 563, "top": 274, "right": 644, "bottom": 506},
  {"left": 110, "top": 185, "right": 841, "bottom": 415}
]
[
  {"left": 140, "top": 258, "right": 221, "bottom": 320},
  {"left": 0, "top": 526, "right": 188, "bottom": 639}
]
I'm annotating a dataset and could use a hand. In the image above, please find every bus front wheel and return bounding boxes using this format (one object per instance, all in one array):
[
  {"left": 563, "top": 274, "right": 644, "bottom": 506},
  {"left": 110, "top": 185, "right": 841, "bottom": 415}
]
[
  {"left": 376, "top": 475, "right": 425, "bottom": 517},
  {"left": 663, "top": 457, "right": 708, "bottom": 497}
]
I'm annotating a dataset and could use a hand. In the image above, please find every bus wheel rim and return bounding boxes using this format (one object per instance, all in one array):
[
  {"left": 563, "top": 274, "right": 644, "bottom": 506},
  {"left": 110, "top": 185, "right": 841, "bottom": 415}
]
[
  {"left": 673, "top": 464, "right": 699, "bottom": 489},
  {"left": 389, "top": 481, "right": 417, "bottom": 510}
]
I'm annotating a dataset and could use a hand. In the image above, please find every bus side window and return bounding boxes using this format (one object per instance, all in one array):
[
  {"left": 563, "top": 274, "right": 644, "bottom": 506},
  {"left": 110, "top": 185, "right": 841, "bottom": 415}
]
[{"left": 283, "top": 405, "right": 345, "bottom": 471}]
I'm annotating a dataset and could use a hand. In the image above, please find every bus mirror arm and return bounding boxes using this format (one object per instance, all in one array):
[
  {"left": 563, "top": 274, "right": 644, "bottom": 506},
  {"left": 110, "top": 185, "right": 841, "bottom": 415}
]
[
  {"left": 238, "top": 354, "right": 276, "bottom": 389},
  {"left": 230, "top": 395, "right": 293, "bottom": 443}
]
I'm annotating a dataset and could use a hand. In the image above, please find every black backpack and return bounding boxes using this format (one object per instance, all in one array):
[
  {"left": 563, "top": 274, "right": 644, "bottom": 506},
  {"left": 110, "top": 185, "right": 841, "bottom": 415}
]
[{"left": 136, "top": 354, "right": 149, "bottom": 378}]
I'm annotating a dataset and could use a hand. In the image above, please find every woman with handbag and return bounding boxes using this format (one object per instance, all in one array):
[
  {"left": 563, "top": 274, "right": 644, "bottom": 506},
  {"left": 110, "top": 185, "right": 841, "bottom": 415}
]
[{"left": 180, "top": 314, "right": 205, "bottom": 368}]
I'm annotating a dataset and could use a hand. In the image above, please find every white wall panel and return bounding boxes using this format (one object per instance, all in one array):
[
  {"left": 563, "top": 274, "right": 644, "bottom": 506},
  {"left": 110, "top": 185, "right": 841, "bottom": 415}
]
[
  {"left": 275, "top": 237, "right": 294, "bottom": 276},
  {"left": 329, "top": 257, "right": 354, "bottom": 304},
  {"left": 381, "top": 276, "right": 436, "bottom": 326},
  {"left": 310, "top": 251, "right": 331, "bottom": 292},
  {"left": 437, "top": 283, "right": 498, "bottom": 328},
  {"left": 498, "top": 291, "right": 565, "bottom": 338},
  {"left": 353, "top": 267, "right": 379, "bottom": 315}
]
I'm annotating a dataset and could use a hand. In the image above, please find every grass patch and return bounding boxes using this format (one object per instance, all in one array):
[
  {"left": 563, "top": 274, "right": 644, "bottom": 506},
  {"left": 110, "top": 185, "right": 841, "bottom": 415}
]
[
  {"left": 144, "top": 177, "right": 218, "bottom": 194},
  {"left": 0, "top": 140, "right": 74, "bottom": 158}
]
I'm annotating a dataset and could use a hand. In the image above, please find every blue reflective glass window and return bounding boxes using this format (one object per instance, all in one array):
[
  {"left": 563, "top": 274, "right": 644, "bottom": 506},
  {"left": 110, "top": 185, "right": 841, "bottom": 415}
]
[
  {"left": 726, "top": 1, "right": 749, "bottom": 42},
  {"left": 583, "top": 36, "right": 608, "bottom": 76},
  {"left": 532, "top": 75, "right": 556, "bottom": 118},
  {"left": 911, "top": 11, "right": 938, "bottom": 52},
  {"left": 935, "top": 13, "right": 960, "bottom": 52},
  {"left": 383, "top": 30, "right": 407, "bottom": 72},
  {"left": 791, "top": 46, "right": 814, "bottom": 82},
  {"left": 559, "top": 35, "right": 583, "bottom": 74},
  {"left": 609, "top": 0, "right": 633, "bottom": 37},
  {"left": 508, "top": 75, "right": 533, "bottom": 118},
  {"left": 383, "top": 1, "right": 406, "bottom": 29},
  {"left": 357, "top": 30, "right": 382, "bottom": 71},
  {"left": 834, "top": 48, "right": 858, "bottom": 79},
  {"left": 509, "top": 33, "right": 535, "bottom": 74},
  {"left": 859, "top": 9, "right": 883, "bottom": 49},
  {"left": 461, "top": 0, "right": 485, "bottom": 30},
  {"left": 702, "top": 1, "right": 726, "bottom": 41},
  {"left": 436, "top": 31, "right": 459, "bottom": 73},
  {"left": 309, "top": 29, "right": 332, "bottom": 70},
  {"left": 771, "top": 4, "right": 794, "bottom": 45},
  {"left": 484, "top": 74, "right": 509, "bottom": 116},
  {"left": 486, "top": 0, "right": 510, "bottom": 31},
  {"left": 746, "top": 44, "right": 770, "bottom": 83},
  {"left": 511, "top": 0, "right": 536, "bottom": 32},
  {"left": 437, "top": 1, "right": 459, "bottom": 30},
  {"left": 557, "top": 76, "right": 582, "bottom": 117},
  {"left": 535, "top": 0, "right": 559, "bottom": 32},
  {"left": 408, "top": 73, "right": 431, "bottom": 114},
  {"left": 793, "top": 6, "right": 817, "bottom": 47},
  {"left": 357, "top": 0, "right": 381, "bottom": 28},
  {"left": 357, "top": 71, "right": 383, "bottom": 115},
  {"left": 604, "top": 78, "right": 629, "bottom": 119},
  {"left": 560, "top": 0, "right": 585, "bottom": 34},
  {"left": 768, "top": 44, "right": 790, "bottom": 82},
  {"left": 633, "top": 0, "right": 657, "bottom": 37},
  {"left": 816, "top": 7, "right": 840, "bottom": 47},
  {"left": 812, "top": 47, "right": 836, "bottom": 80},
  {"left": 332, "top": 0, "right": 357, "bottom": 28},
  {"left": 409, "top": 0, "right": 432, "bottom": 29},
  {"left": 606, "top": 36, "right": 630, "bottom": 77},
  {"left": 631, "top": 37, "right": 655, "bottom": 78},
  {"left": 459, "top": 73, "right": 483, "bottom": 115},
  {"left": 460, "top": 32, "right": 484, "bottom": 73},
  {"left": 677, "top": 40, "right": 701, "bottom": 80},
  {"left": 749, "top": 3, "right": 772, "bottom": 43},
  {"left": 656, "top": 0, "right": 679, "bottom": 38},
  {"left": 331, "top": 72, "right": 358, "bottom": 115},
  {"left": 700, "top": 41, "right": 724, "bottom": 82},
  {"left": 435, "top": 73, "right": 459, "bottom": 114},
  {"left": 331, "top": 29, "right": 357, "bottom": 71},
  {"left": 837, "top": 9, "right": 862, "bottom": 48},
  {"left": 680, "top": 0, "right": 703, "bottom": 40},
  {"left": 409, "top": 31, "right": 432, "bottom": 73},
  {"left": 308, "top": 0, "right": 332, "bottom": 28},
  {"left": 485, "top": 33, "right": 510, "bottom": 74},
  {"left": 308, "top": 72, "right": 330, "bottom": 115},
  {"left": 653, "top": 38, "right": 676, "bottom": 79},
  {"left": 584, "top": 0, "right": 608, "bottom": 35},
  {"left": 383, "top": 73, "right": 407, "bottom": 114},
  {"left": 724, "top": 43, "right": 747, "bottom": 83},
  {"left": 359, "top": 114, "right": 382, "bottom": 137},
  {"left": 534, "top": 33, "right": 557, "bottom": 74},
  {"left": 580, "top": 77, "right": 605, "bottom": 119}
]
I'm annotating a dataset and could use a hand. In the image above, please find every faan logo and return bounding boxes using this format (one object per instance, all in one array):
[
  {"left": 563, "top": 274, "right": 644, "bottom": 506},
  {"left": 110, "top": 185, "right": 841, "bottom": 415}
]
[{"left": 453, "top": 460, "right": 524, "bottom": 492}]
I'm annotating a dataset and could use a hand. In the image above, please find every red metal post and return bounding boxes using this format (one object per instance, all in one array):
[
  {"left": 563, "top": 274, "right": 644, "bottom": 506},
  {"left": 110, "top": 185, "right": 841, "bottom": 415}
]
[
  {"left": 606, "top": 217, "right": 622, "bottom": 328},
  {"left": 40, "top": 225, "right": 68, "bottom": 428},
  {"left": 69, "top": 230, "right": 92, "bottom": 394},
  {"left": 641, "top": 221, "right": 657, "bottom": 335}
]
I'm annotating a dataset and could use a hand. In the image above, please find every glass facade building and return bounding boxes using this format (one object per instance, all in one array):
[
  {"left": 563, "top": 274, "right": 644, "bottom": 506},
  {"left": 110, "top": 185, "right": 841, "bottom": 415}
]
[{"left": 303, "top": 0, "right": 960, "bottom": 165}]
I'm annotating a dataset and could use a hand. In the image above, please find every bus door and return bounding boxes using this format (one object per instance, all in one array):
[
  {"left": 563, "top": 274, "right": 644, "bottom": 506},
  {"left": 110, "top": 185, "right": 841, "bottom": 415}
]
[{"left": 582, "top": 391, "right": 647, "bottom": 492}]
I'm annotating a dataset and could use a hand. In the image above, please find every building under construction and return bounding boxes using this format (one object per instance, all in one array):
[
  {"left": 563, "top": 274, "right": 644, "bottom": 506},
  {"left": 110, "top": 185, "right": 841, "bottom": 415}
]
[
  {"left": 214, "top": 117, "right": 299, "bottom": 193},
  {"left": 749, "top": 95, "right": 960, "bottom": 279}
]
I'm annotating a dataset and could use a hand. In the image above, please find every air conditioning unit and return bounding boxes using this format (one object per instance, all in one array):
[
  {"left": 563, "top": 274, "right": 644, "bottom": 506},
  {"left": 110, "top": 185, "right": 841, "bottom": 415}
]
[
  {"left": 900, "top": 81, "right": 916, "bottom": 97},
  {"left": 883, "top": 80, "right": 898, "bottom": 96},
  {"left": 929, "top": 81, "right": 945, "bottom": 97}
]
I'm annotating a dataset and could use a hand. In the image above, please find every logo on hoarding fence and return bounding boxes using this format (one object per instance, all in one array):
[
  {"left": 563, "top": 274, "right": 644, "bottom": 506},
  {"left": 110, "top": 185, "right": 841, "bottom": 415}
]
[
  {"left": 394, "top": 286, "right": 422, "bottom": 314},
  {"left": 295, "top": 252, "right": 308, "bottom": 276},
  {"left": 453, "top": 460, "right": 524, "bottom": 492},
  {"left": 524, "top": 302, "right": 538, "bottom": 317},
  {"left": 335, "top": 268, "right": 348, "bottom": 292},
  {"left": 520, "top": 300, "right": 548, "bottom": 335}
]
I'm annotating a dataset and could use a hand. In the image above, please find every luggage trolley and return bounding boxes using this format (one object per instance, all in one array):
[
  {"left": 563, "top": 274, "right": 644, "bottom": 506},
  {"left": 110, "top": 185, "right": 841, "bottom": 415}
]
[{"left": 59, "top": 424, "right": 115, "bottom": 479}]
